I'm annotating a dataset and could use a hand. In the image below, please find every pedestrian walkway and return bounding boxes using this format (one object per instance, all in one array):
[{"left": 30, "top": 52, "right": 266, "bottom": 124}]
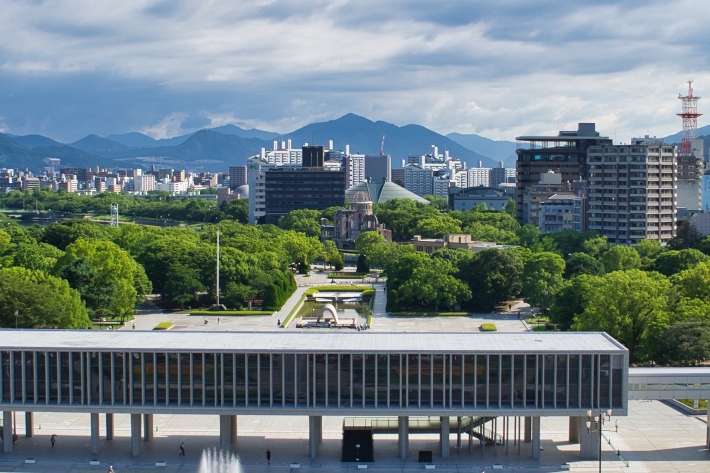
[{"left": 2, "top": 400, "right": 705, "bottom": 472}]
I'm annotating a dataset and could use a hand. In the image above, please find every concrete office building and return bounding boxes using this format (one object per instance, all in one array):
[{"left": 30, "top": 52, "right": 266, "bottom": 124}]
[
  {"left": 539, "top": 192, "right": 586, "bottom": 233},
  {"left": 467, "top": 167, "right": 491, "bottom": 188},
  {"left": 520, "top": 171, "right": 571, "bottom": 227},
  {"left": 262, "top": 166, "right": 346, "bottom": 225},
  {"left": 391, "top": 168, "right": 405, "bottom": 187},
  {"left": 229, "top": 166, "right": 247, "bottom": 188},
  {"left": 676, "top": 138, "right": 704, "bottom": 212},
  {"left": 0, "top": 330, "right": 632, "bottom": 461},
  {"left": 364, "top": 155, "right": 391, "bottom": 184},
  {"left": 516, "top": 124, "right": 611, "bottom": 222},
  {"left": 586, "top": 143, "right": 677, "bottom": 244},
  {"left": 449, "top": 186, "right": 509, "bottom": 212},
  {"left": 261, "top": 140, "right": 302, "bottom": 165}
]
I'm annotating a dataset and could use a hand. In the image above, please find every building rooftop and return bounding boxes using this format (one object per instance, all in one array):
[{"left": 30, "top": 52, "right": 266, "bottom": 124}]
[
  {"left": 0, "top": 330, "right": 626, "bottom": 354},
  {"left": 346, "top": 181, "right": 429, "bottom": 204}
]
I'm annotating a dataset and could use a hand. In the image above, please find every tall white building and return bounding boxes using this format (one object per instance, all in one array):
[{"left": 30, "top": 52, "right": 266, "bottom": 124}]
[
  {"left": 261, "top": 140, "right": 302, "bottom": 165},
  {"left": 586, "top": 143, "right": 677, "bottom": 244},
  {"left": 344, "top": 154, "right": 366, "bottom": 189},
  {"left": 133, "top": 174, "right": 155, "bottom": 192},
  {"left": 467, "top": 167, "right": 491, "bottom": 187}
]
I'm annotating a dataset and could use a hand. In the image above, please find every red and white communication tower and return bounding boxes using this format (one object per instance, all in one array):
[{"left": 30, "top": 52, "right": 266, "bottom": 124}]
[{"left": 677, "top": 80, "right": 702, "bottom": 155}]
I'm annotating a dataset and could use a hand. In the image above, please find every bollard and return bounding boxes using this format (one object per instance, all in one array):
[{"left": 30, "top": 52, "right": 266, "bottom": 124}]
[
  {"left": 626, "top": 461, "right": 629, "bottom": 467},
  {"left": 617, "top": 449, "right": 620, "bottom": 455}
]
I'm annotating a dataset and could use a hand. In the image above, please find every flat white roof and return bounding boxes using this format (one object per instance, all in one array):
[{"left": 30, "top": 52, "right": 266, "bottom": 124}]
[{"left": 0, "top": 330, "right": 626, "bottom": 354}]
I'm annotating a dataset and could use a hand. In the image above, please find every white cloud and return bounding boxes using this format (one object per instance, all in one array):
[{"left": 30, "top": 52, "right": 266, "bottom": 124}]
[{"left": 0, "top": 0, "right": 709, "bottom": 140}]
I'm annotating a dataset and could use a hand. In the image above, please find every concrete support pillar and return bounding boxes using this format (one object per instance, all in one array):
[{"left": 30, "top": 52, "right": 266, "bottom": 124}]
[
  {"left": 106, "top": 413, "right": 114, "bottom": 440},
  {"left": 579, "top": 419, "right": 601, "bottom": 460},
  {"left": 524, "top": 416, "right": 532, "bottom": 443},
  {"left": 531, "top": 417, "right": 541, "bottom": 460},
  {"left": 25, "top": 412, "right": 33, "bottom": 438},
  {"left": 3, "top": 411, "right": 12, "bottom": 453},
  {"left": 309, "top": 415, "right": 322, "bottom": 459},
  {"left": 398, "top": 416, "right": 409, "bottom": 459},
  {"left": 232, "top": 416, "right": 238, "bottom": 445},
  {"left": 456, "top": 416, "right": 462, "bottom": 451},
  {"left": 143, "top": 414, "right": 153, "bottom": 441},
  {"left": 90, "top": 413, "right": 100, "bottom": 454},
  {"left": 130, "top": 414, "right": 141, "bottom": 457},
  {"left": 706, "top": 401, "right": 710, "bottom": 451},
  {"left": 569, "top": 416, "right": 581, "bottom": 443},
  {"left": 440, "top": 416, "right": 450, "bottom": 458},
  {"left": 219, "top": 415, "right": 238, "bottom": 450}
]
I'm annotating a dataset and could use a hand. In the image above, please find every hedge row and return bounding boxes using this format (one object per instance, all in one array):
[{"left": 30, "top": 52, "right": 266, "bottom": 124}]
[{"left": 262, "top": 272, "right": 297, "bottom": 311}]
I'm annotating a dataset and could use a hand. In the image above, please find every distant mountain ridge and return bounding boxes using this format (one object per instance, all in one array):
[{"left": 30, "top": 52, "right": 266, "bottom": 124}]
[{"left": 7, "top": 114, "right": 704, "bottom": 173}]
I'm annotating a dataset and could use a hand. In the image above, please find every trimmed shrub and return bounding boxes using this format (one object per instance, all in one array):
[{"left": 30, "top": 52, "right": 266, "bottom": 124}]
[
  {"left": 153, "top": 322, "right": 174, "bottom": 330},
  {"left": 480, "top": 323, "right": 498, "bottom": 332}
]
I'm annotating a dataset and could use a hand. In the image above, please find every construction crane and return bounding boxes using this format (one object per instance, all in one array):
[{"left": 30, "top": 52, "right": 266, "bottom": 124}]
[{"left": 380, "top": 134, "right": 386, "bottom": 156}]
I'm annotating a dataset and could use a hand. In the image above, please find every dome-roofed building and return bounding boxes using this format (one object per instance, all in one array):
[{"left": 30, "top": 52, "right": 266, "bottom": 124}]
[{"left": 345, "top": 179, "right": 429, "bottom": 205}]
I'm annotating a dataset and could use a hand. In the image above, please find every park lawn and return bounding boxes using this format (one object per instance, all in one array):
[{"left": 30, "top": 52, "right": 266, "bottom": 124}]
[
  {"left": 190, "top": 310, "right": 274, "bottom": 316},
  {"left": 305, "top": 285, "right": 373, "bottom": 296},
  {"left": 389, "top": 311, "right": 470, "bottom": 317},
  {"left": 678, "top": 399, "right": 708, "bottom": 409}
]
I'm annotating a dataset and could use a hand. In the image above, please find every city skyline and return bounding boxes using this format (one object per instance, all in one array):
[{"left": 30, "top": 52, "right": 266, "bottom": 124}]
[{"left": 0, "top": 1, "right": 708, "bottom": 142}]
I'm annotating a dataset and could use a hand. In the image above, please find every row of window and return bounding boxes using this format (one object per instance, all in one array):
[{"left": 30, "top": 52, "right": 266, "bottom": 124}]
[{"left": 1, "top": 352, "right": 624, "bottom": 411}]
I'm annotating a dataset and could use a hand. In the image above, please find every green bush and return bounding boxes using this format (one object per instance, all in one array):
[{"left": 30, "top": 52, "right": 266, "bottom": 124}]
[
  {"left": 480, "top": 323, "right": 498, "bottom": 332},
  {"left": 153, "top": 322, "right": 174, "bottom": 330}
]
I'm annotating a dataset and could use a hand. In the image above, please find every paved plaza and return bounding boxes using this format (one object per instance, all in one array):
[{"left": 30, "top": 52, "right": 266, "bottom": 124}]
[{"left": 0, "top": 401, "right": 707, "bottom": 472}]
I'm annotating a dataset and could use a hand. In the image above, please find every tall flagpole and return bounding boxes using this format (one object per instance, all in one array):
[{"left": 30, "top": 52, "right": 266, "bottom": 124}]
[{"left": 216, "top": 227, "right": 220, "bottom": 306}]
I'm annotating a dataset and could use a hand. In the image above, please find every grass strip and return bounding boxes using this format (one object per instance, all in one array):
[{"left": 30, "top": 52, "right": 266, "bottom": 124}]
[
  {"left": 153, "top": 322, "right": 174, "bottom": 330},
  {"left": 282, "top": 293, "right": 307, "bottom": 328}
]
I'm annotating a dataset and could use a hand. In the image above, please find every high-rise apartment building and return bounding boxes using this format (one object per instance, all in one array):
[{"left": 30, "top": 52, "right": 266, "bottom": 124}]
[
  {"left": 344, "top": 154, "right": 366, "bottom": 189},
  {"left": 134, "top": 174, "right": 156, "bottom": 192},
  {"left": 229, "top": 166, "right": 247, "bottom": 187},
  {"left": 586, "top": 143, "right": 677, "bottom": 244},
  {"left": 467, "top": 167, "right": 491, "bottom": 187},
  {"left": 404, "top": 164, "right": 433, "bottom": 196}
]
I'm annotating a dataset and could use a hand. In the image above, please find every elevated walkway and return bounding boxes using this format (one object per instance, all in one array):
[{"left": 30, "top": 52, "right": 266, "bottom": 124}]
[{"left": 628, "top": 367, "right": 710, "bottom": 400}]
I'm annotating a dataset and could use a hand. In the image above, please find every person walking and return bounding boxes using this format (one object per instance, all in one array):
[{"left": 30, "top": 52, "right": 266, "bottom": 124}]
[
  {"left": 217, "top": 316, "right": 221, "bottom": 325},
  {"left": 132, "top": 322, "right": 136, "bottom": 330},
  {"left": 179, "top": 442, "right": 185, "bottom": 457},
  {"left": 615, "top": 419, "right": 619, "bottom": 432},
  {"left": 266, "top": 448, "right": 271, "bottom": 465},
  {"left": 107, "top": 466, "right": 115, "bottom": 473},
  {"left": 51, "top": 434, "right": 56, "bottom": 448}
]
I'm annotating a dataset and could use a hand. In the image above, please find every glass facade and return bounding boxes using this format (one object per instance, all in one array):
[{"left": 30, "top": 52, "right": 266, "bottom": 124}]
[{"left": 1, "top": 351, "right": 625, "bottom": 412}]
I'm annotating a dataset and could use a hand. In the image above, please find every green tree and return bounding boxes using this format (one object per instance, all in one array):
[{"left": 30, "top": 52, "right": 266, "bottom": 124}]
[
  {"left": 503, "top": 198, "right": 516, "bottom": 217},
  {"left": 652, "top": 249, "right": 709, "bottom": 276},
  {"left": 655, "top": 321, "right": 710, "bottom": 366},
  {"left": 42, "top": 219, "right": 109, "bottom": 250},
  {"left": 322, "top": 240, "right": 343, "bottom": 270},
  {"left": 53, "top": 239, "right": 149, "bottom": 321},
  {"left": 281, "top": 231, "right": 322, "bottom": 274},
  {"left": 667, "top": 220, "right": 702, "bottom": 250},
  {"left": 582, "top": 236, "right": 608, "bottom": 258},
  {"left": 564, "top": 252, "right": 603, "bottom": 279},
  {"left": 635, "top": 239, "right": 664, "bottom": 265},
  {"left": 278, "top": 209, "right": 322, "bottom": 237},
  {"left": 164, "top": 264, "right": 204, "bottom": 308},
  {"left": 516, "top": 224, "right": 541, "bottom": 249},
  {"left": 460, "top": 249, "right": 523, "bottom": 311},
  {"left": 413, "top": 215, "right": 462, "bottom": 238},
  {"left": 0, "top": 267, "right": 90, "bottom": 328},
  {"left": 521, "top": 252, "right": 565, "bottom": 312},
  {"left": 220, "top": 198, "right": 249, "bottom": 224},
  {"left": 572, "top": 269, "right": 671, "bottom": 363},
  {"left": 600, "top": 245, "right": 641, "bottom": 273},
  {"left": 423, "top": 194, "right": 449, "bottom": 211},
  {"left": 671, "top": 262, "right": 710, "bottom": 300},
  {"left": 549, "top": 275, "right": 599, "bottom": 330}
]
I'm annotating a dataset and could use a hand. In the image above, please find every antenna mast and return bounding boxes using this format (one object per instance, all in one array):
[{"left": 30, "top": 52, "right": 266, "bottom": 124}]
[
  {"left": 677, "top": 80, "right": 702, "bottom": 155},
  {"left": 110, "top": 204, "right": 119, "bottom": 227}
]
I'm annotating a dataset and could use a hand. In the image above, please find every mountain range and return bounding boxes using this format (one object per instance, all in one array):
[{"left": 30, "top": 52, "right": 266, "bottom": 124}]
[{"left": 0, "top": 114, "right": 705, "bottom": 173}]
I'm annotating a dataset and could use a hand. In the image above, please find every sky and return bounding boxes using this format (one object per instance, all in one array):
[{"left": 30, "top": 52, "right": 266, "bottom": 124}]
[{"left": 0, "top": 0, "right": 709, "bottom": 143}]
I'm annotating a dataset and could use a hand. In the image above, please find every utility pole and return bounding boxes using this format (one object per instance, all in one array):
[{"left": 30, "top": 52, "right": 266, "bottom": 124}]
[{"left": 216, "top": 228, "right": 220, "bottom": 306}]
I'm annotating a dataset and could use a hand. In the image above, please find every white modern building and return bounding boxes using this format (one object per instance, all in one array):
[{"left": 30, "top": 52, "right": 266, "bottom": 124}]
[
  {"left": 133, "top": 174, "right": 155, "bottom": 192},
  {"left": 404, "top": 164, "right": 433, "bottom": 196},
  {"left": 467, "top": 167, "right": 491, "bottom": 188}
]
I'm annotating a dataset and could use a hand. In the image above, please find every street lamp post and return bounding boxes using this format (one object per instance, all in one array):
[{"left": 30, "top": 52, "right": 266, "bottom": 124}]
[
  {"left": 14, "top": 310, "right": 18, "bottom": 329},
  {"left": 586, "top": 409, "right": 612, "bottom": 473}
]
